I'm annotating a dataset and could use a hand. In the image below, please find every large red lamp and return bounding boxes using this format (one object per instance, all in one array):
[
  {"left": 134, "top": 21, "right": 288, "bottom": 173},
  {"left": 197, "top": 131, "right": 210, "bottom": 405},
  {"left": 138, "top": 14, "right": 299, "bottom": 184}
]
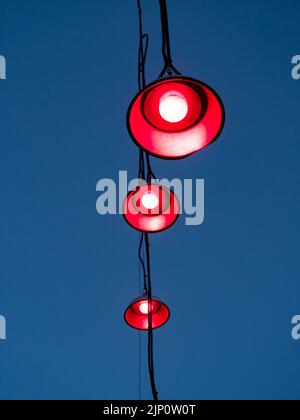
[
  {"left": 127, "top": 76, "right": 225, "bottom": 159},
  {"left": 123, "top": 184, "right": 180, "bottom": 233},
  {"left": 125, "top": 294, "right": 170, "bottom": 331}
]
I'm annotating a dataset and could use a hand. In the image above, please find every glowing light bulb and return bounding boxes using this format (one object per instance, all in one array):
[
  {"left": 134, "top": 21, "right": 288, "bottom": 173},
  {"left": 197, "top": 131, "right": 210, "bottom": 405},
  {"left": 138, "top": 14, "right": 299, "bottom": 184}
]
[
  {"left": 139, "top": 302, "right": 150, "bottom": 314},
  {"left": 142, "top": 192, "right": 159, "bottom": 210},
  {"left": 159, "top": 93, "right": 188, "bottom": 123}
]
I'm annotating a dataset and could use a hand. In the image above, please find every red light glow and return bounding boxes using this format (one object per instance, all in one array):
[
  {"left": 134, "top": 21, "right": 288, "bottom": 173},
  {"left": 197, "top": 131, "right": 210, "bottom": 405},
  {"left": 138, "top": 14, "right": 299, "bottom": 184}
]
[
  {"left": 127, "top": 76, "right": 225, "bottom": 159},
  {"left": 125, "top": 296, "right": 170, "bottom": 330},
  {"left": 123, "top": 184, "right": 180, "bottom": 233}
]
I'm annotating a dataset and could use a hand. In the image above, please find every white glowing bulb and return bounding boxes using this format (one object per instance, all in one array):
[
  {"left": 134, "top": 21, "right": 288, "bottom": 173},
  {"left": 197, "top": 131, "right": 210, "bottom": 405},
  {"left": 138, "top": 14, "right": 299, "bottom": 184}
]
[
  {"left": 142, "top": 192, "right": 159, "bottom": 210},
  {"left": 159, "top": 93, "right": 188, "bottom": 123},
  {"left": 139, "top": 302, "right": 150, "bottom": 314},
  {"left": 139, "top": 301, "right": 154, "bottom": 314}
]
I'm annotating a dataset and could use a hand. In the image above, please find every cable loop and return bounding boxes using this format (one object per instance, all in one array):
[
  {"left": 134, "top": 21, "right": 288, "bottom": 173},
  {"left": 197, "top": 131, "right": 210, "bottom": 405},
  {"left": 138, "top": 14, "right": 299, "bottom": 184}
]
[
  {"left": 158, "top": 0, "right": 181, "bottom": 78},
  {"left": 136, "top": 1, "right": 159, "bottom": 402}
]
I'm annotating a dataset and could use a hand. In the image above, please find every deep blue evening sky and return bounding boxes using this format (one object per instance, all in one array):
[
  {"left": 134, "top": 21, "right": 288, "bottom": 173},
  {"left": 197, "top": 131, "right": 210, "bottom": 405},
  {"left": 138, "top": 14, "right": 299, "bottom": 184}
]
[{"left": 0, "top": 0, "right": 300, "bottom": 400}]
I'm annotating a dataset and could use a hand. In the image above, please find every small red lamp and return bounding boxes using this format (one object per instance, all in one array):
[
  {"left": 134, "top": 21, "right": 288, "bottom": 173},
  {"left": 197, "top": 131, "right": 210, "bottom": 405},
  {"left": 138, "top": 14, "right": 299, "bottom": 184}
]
[
  {"left": 123, "top": 184, "right": 180, "bottom": 233},
  {"left": 124, "top": 294, "right": 170, "bottom": 331},
  {"left": 127, "top": 76, "right": 225, "bottom": 159}
]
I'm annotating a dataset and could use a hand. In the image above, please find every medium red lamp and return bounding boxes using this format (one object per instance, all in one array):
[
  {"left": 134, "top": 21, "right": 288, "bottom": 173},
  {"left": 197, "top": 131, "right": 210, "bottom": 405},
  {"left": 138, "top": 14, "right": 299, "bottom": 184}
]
[
  {"left": 123, "top": 184, "right": 180, "bottom": 233},
  {"left": 127, "top": 76, "right": 225, "bottom": 159},
  {"left": 124, "top": 294, "right": 170, "bottom": 331}
]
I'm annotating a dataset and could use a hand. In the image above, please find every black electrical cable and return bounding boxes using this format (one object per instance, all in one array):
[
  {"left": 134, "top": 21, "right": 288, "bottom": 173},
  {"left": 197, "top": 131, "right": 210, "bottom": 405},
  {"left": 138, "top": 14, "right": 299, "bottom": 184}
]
[
  {"left": 137, "top": 0, "right": 149, "bottom": 91},
  {"left": 137, "top": 0, "right": 147, "bottom": 181},
  {"left": 138, "top": 243, "right": 142, "bottom": 401},
  {"left": 138, "top": 233, "right": 147, "bottom": 293},
  {"left": 136, "top": 0, "right": 159, "bottom": 402},
  {"left": 137, "top": 0, "right": 157, "bottom": 183},
  {"left": 158, "top": 0, "right": 181, "bottom": 77},
  {"left": 146, "top": 154, "right": 157, "bottom": 184},
  {"left": 145, "top": 233, "right": 159, "bottom": 401}
]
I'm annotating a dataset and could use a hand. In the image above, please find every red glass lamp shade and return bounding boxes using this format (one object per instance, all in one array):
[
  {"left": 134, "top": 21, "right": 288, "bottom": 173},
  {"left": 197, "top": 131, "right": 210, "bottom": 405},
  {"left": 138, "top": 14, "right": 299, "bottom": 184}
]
[
  {"left": 127, "top": 76, "right": 225, "bottom": 159},
  {"left": 123, "top": 184, "right": 180, "bottom": 233},
  {"left": 125, "top": 295, "right": 170, "bottom": 330}
]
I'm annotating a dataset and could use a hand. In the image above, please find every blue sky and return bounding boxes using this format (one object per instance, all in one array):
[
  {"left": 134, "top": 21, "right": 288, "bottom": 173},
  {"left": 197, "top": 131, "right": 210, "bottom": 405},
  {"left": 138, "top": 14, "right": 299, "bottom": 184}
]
[{"left": 0, "top": 0, "right": 300, "bottom": 400}]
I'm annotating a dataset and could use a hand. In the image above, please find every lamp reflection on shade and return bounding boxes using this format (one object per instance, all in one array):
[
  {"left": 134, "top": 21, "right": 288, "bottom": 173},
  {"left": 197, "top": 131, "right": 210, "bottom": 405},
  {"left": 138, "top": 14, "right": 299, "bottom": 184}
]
[
  {"left": 127, "top": 76, "right": 225, "bottom": 159},
  {"left": 124, "top": 295, "right": 170, "bottom": 330},
  {"left": 123, "top": 184, "right": 180, "bottom": 233}
]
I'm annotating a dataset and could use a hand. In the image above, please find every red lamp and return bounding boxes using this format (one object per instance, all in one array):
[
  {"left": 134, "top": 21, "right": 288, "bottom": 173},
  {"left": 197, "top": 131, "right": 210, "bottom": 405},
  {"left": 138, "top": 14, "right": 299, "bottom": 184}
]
[
  {"left": 123, "top": 184, "right": 180, "bottom": 233},
  {"left": 124, "top": 295, "right": 170, "bottom": 330},
  {"left": 127, "top": 76, "right": 225, "bottom": 159}
]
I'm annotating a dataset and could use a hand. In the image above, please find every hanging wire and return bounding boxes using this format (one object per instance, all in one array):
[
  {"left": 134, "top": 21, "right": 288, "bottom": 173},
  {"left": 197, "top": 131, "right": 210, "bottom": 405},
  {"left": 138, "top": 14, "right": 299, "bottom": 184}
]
[
  {"left": 137, "top": 0, "right": 157, "bottom": 184},
  {"left": 138, "top": 331, "right": 142, "bottom": 400},
  {"left": 137, "top": 0, "right": 147, "bottom": 182},
  {"left": 138, "top": 233, "right": 148, "bottom": 294},
  {"left": 158, "top": 0, "right": 181, "bottom": 77},
  {"left": 145, "top": 232, "right": 158, "bottom": 401},
  {"left": 137, "top": 0, "right": 149, "bottom": 92},
  {"left": 136, "top": 0, "right": 159, "bottom": 402},
  {"left": 138, "top": 242, "right": 143, "bottom": 400}
]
